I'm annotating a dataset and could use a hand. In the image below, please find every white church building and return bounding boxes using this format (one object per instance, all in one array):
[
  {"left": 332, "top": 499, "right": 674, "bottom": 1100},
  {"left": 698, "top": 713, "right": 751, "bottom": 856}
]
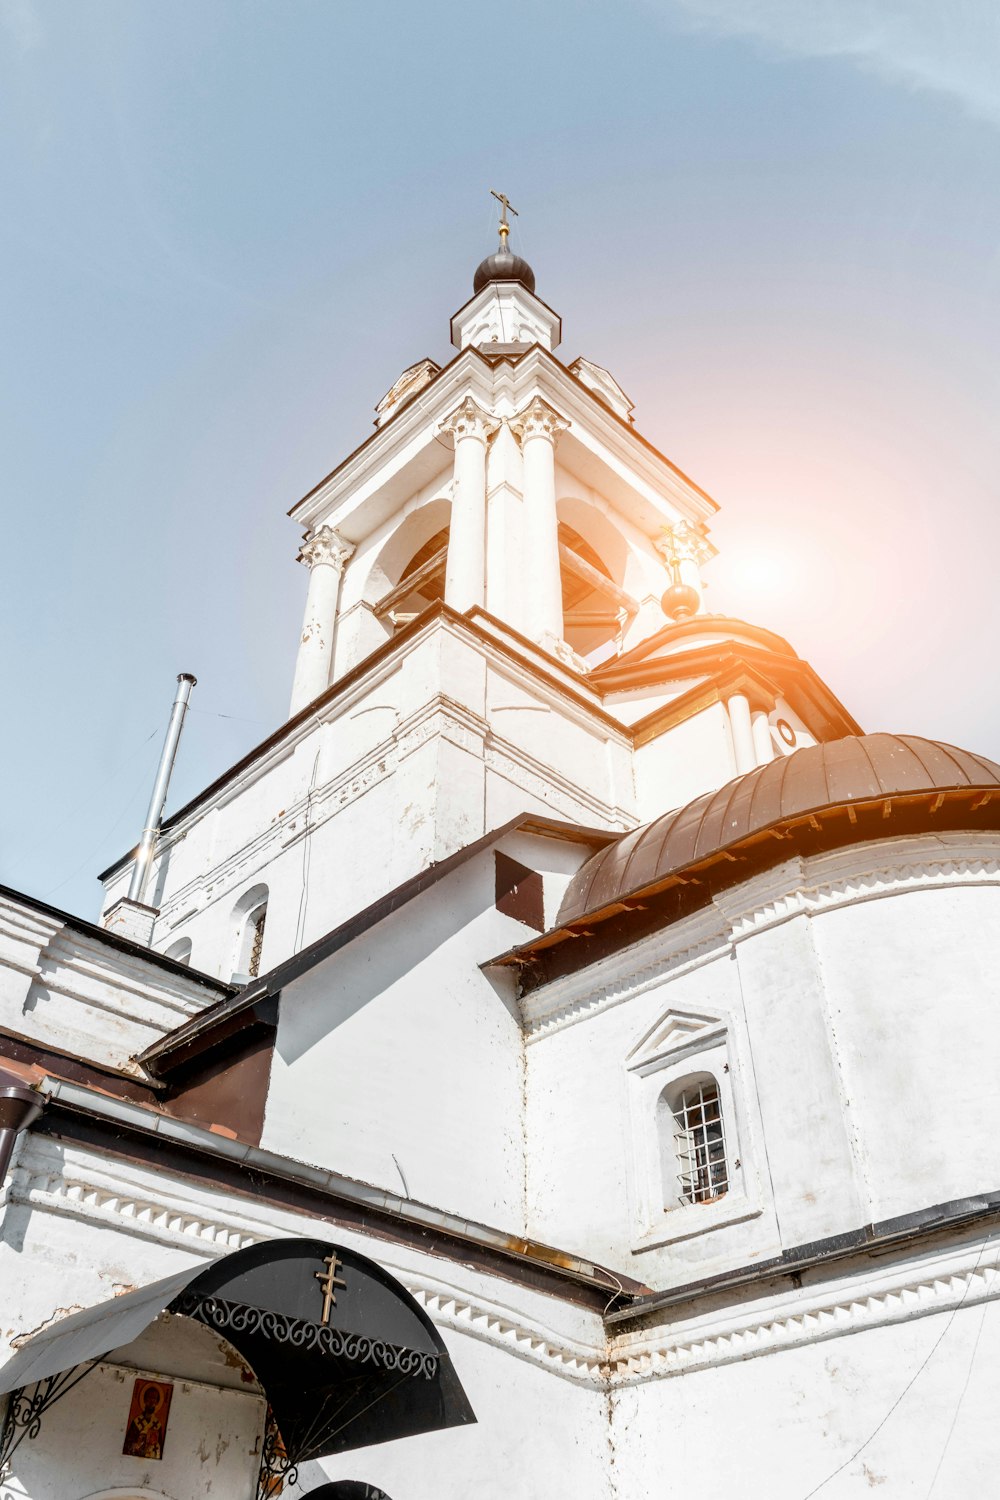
[{"left": 2, "top": 214, "right": 1000, "bottom": 1500}]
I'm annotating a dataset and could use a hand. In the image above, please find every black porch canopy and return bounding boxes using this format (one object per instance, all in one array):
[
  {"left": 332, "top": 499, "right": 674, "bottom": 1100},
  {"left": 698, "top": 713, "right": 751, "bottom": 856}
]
[{"left": 0, "top": 1237, "right": 475, "bottom": 1467}]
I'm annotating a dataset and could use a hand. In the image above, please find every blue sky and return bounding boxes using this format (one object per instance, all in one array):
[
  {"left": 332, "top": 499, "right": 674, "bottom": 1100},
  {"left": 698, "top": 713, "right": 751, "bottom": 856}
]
[{"left": 2, "top": 0, "right": 998, "bottom": 918}]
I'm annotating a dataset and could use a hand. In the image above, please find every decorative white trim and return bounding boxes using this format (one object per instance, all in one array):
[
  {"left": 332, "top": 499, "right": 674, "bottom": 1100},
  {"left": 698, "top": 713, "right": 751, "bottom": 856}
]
[
  {"left": 4, "top": 1139, "right": 607, "bottom": 1388},
  {"left": 523, "top": 832, "right": 1000, "bottom": 1039},
  {"left": 607, "top": 1236, "right": 1000, "bottom": 1384},
  {"left": 623, "top": 1006, "right": 765, "bottom": 1252},
  {"left": 8, "top": 1139, "right": 1000, "bottom": 1393}
]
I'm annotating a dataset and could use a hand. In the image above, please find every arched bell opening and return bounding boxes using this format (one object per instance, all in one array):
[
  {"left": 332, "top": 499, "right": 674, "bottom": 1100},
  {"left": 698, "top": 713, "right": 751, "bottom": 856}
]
[
  {"left": 363, "top": 499, "right": 452, "bottom": 637},
  {"left": 557, "top": 498, "right": 636, "bottom": 666}
]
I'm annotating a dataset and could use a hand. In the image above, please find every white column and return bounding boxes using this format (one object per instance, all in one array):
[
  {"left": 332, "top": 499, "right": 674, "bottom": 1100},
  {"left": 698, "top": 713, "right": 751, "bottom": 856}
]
[
  {"left": 439, "top": 397, "right": 499, "bottom": 614},
  {"left": 727, "top": 691, "right": 756, "bottom": 775},
  {"left": 510, "top": 396, "right": 569, "bottom": 646},
  {"left": 752, "top": 708, "right": 774, "bottom": 766},
  {"left": 289, "top": 526, "right": 354, "bottom": 717}
]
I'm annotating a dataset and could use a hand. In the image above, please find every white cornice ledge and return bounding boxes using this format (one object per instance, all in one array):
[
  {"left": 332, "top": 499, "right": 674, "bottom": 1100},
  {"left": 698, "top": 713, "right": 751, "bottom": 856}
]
[{"left": 523, "top": 832, "right": 1000, "bottom": 1039}]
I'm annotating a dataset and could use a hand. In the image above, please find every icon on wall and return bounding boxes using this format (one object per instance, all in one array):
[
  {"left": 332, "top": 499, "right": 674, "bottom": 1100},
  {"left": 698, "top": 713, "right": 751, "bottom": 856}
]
[{"left": 122, "top": 1377, "right": 174, "bottom": 1460}]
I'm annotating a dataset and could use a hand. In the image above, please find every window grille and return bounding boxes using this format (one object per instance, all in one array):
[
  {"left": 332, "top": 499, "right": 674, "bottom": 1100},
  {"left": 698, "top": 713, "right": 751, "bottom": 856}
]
[
  {"left": 672, "top": 1079, "right": 728, "bottom": 1204},
  {"left": 248, "top": 906, "right": 267, "bottom": 979}
]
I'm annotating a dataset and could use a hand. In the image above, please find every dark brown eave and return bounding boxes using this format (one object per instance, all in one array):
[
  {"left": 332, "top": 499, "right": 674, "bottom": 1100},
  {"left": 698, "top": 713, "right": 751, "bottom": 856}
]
[
  {"left": 607, "top": 1189, "right": 1000, "bottom": 1331},
  {"left": 33, "top": 1088, "right": 647, "bottom": 1309},
  {"left": 99, "top": 604, "right": 626, "bottom": 882},
  {"left": 0, "top": 881, "right": 234, "bottom": 999},
  {"left": 139, "top": 810, "right": 616, "bottom": 1076},
  {"left": 487, "top": 783, "right": 1000, "bottom": 986}
]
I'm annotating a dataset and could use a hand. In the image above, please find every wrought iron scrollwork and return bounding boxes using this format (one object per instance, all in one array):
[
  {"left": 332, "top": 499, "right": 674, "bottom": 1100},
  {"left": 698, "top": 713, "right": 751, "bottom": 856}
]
[
  {"left": 171, "top": 1291, "right": 439, "bottom": 1380},
  {"left": 256, "top": 1405, "right": 298, "bottom": 1500},
  {"left": 0, "top": 1360, "right": 101, "bottom": 1475}
]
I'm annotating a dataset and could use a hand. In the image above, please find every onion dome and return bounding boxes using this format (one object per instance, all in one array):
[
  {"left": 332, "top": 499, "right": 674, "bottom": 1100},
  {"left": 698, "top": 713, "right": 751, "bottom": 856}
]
[
  {"left": 473, "top": 248, "right": 536, "bottom": 296},
  {"left": 661, "top": 581, "right": 700, "bottom": 621}
]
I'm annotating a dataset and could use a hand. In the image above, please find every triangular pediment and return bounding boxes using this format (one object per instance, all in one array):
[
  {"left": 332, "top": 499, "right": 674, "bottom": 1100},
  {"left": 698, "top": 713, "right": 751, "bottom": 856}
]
[{"left": 626, "top": 1005, "right": 726, "bottom": 1074}]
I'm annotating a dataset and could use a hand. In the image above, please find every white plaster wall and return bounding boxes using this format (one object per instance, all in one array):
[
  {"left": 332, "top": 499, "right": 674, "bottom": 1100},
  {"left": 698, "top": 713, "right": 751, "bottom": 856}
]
[
  {"left": 3, "top": 1361, "right": 265, "bottom": 1500},
  {"left": 119, "top": 620, "right": 635, "bottom": 986},
  {"left": 0, "top": 895, "right": 222, "bottom": 1073},
  {"left": 633, "top": 702, "right": 736, "bottom": 818},
  {"left": 261, "top": 849, "right": 531, "bottom": 1229},
  {"left": 525, "top": 943, "right": 785, "bottom": 1282},
  {"left": 524, "top": 850, "right": 1000, "bottom": 1287},
  {"left": 808, "top": 882, "right": 1000, "bottom": 1222},
  {"left": 610, "top": 1293, "right": 1000, "bottom": 1499},
  {"left": 732, "top": 910, "right": 868, "bottom": 1244},
  {"left": 289, "top": 1328, "right": 613, "bottom": 1500}
]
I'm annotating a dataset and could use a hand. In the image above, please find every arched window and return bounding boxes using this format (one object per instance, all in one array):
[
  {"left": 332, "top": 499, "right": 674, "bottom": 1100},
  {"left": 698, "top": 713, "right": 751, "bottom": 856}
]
[
  {"left": 231, "top": 885, "right": 269, "bottom": 982},
  {"left": 660, "top": 1073, "right": 729, "bottom": 1207},
  {"left": 163, "top": 936, "right": 192, "bottom": 966}
]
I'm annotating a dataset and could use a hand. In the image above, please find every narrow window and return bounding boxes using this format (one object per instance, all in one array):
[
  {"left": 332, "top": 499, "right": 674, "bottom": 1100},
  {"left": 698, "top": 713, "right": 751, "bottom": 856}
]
[
  {"left": 246, "top": 904, "right": 267, "bottom": 979},
  {"left": 231, "top": 884, "right": 269, "bottom": 983},
  {"left": 666, "top": 1076, "right": 729, "bottom": 1205}
]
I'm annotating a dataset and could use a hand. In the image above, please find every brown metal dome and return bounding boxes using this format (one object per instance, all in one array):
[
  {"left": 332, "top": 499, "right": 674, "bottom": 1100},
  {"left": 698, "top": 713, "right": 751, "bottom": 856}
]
[{"left": 559, "top": 734, "right": 1000, "bottom": 927}]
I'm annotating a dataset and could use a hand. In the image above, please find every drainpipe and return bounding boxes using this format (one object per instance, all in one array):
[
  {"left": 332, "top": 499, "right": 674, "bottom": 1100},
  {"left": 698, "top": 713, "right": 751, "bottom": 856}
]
[
  {"left": 0, "top": 1070, "right": 44, "bottom": 1201},
  {"left": 128, "top": 673, "right": 197, "bottom": 906}
]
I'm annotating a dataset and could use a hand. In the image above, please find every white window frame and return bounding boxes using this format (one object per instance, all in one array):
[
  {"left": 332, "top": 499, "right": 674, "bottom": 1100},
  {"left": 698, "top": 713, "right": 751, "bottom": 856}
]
[{"left": 625, "top": 1006, "right": 764, "bottom": 1250}]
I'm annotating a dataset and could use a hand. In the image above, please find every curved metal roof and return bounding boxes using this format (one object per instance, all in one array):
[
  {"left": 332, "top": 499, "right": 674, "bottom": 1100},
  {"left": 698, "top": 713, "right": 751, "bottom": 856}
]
[{"left": 559, "top": 734, "right": 1000, "bottom": 927}]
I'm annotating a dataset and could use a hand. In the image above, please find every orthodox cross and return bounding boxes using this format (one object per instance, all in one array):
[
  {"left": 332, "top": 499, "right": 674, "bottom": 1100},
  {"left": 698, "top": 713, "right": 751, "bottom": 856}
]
[
  {"left": 315, "top": 1252, "right": 347, "bottom": 1325},
  {"left": 490, "top": 189, "right": 518, "bottom": 248}
]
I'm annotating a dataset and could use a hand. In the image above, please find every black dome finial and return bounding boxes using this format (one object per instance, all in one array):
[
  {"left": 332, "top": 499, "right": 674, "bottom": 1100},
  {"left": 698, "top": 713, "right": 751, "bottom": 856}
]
[{"left": 474, "top": 189, "right": 536, "bottom": 295}]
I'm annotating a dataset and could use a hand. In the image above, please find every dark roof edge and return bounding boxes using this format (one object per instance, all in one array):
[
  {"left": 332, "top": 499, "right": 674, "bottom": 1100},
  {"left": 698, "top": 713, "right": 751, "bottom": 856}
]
[
  {"left": 0, "top": 882, "right": 234, "bottom": 998},
  {"left": 139, "top": 811, "right": 615, "bottom": 1071},
  {"left": 606, "top": 1189, "right": 1000, "bottom": 1327},
  {"left": 35, "top": 1089, "right": 645, "bottom": 1308}
]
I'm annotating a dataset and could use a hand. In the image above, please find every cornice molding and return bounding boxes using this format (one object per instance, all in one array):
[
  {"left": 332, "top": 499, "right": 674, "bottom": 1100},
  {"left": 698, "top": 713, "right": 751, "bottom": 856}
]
[
  {"left": 522, "top": 832, "right": 1000, "bottom": 1039},
  {"left": 152, "top": 688, "right": 627, "bottom": 936},
  {"left": 607, "top": 1236, "right": 1000, "bottom": 1384},
  {"left": 9, "top": 1138, "right": 1000, "bottom": 1392},
  {"left": 5, "top": 1139, "right": 607, "bottom": 1388}
]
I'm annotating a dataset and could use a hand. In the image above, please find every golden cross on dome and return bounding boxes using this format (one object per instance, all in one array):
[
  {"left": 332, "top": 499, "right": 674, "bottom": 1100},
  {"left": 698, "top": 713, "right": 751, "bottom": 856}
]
[
  {"left": 490, "top": 189, "right": 518, "bottom": 248},
  {"left": 315, "top": 1252, "right": 347, "bottom": 1325}
]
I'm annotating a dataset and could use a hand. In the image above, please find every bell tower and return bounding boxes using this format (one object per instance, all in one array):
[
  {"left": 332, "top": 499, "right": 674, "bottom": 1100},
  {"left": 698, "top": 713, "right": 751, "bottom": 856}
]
[
  {"left": 287, "top": 211, "right": 714, "bottom": 713},
  {"left": 100, "top": 209, "right": 860, "bottom": 983}
]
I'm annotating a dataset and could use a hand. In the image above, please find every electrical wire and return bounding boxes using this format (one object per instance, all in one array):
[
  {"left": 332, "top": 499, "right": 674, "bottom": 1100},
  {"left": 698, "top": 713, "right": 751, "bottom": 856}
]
[
  {"left": 188, "top": 706, "right": 271, "bottom": 728},
  {"left": 800, "top": 1236, "right": 992, "bottom": 1499},
  {"left": 925, "top": 1292, "right": 990, "bottom": 1496}
]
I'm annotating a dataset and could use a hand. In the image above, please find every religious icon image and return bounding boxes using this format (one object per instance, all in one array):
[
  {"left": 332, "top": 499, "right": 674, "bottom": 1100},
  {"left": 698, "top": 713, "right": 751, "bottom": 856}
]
[{"left": 122, "top": 1377, "right": 173, "bottom": 1460}]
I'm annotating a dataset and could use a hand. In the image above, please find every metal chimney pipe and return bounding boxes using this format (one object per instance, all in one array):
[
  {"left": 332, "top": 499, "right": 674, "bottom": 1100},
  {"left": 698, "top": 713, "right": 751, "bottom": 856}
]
[{"left": 128, "top": 673, "right": 197, "bottom": 906}]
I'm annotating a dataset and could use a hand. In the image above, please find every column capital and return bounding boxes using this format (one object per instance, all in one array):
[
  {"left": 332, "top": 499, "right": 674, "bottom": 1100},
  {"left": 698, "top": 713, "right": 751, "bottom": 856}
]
[
  {"left": 437, "top": 396, "right": 500, "bottom": 444},
  {"left": 655, "top": 519, "right": 713, "bottom": 569},
  {"left": 509, "top": 395, "right": 569, "bottom": 446},
  {"left": 297, "top": 525, "right": 354, "bottom": 573}
]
